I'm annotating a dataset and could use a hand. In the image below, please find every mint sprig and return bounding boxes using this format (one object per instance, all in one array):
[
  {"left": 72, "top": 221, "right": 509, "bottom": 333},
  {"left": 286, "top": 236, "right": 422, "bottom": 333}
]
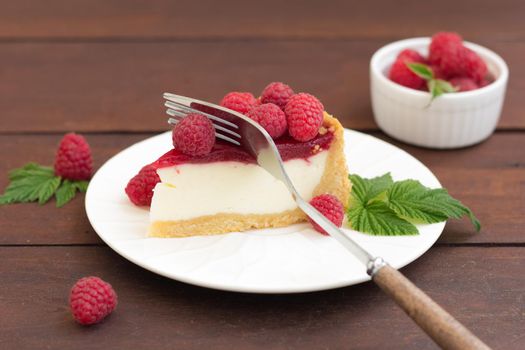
[
  {"left": 386, "top": 180, "right": 480, "bottom": 230},
  {"left": 347, "top": 200, "right": 419, "bottom": 236},
  {"left": 406, "top": 62, "right": 457, "bottom": 103},
  {"left": 347, "top": 173, "right": 480, "bottom": 236},
  {"left": 0, "top": 163, "right": 88, "bottom": 207}
]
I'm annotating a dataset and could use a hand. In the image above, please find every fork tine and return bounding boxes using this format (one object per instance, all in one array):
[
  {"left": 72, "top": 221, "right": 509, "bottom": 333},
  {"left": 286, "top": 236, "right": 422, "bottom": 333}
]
[
  {"left": 168, "top": 118, "right": 241, "bottom": 146},
  {"left": 166, "top": 108, "right": 241, "bottom": 139},
  {"left": 164, "top": 100, "right": 238, "bottom": 129}
]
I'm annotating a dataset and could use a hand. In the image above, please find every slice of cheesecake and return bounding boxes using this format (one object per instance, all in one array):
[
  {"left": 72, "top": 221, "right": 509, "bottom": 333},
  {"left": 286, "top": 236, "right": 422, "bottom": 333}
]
[{"left": 148, "top": 112, "right": 349, "bottom": 237}]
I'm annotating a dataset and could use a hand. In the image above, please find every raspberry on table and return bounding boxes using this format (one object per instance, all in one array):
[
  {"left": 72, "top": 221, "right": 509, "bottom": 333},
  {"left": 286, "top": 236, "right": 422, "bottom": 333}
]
[
  {"left": 260, "top": 82, "right": 295, "bottom": 110},
  {"left": 429, "top": 32, "right": 463, "bottom": 66},
  {"left": 308, "top": 194, "right": 344, "bottom": 235},
  {"left": 246, "top": 103, "right": 287, "bottom": 139},
  {"left": 70, "top": 276, "right": 117, "bottom": 326},
  {"left": 449, "top": 77, "right": 478, "bottom": 92},
  {"left": 54, "top": 133, "right": 93, "bottom": 181},
  {"left": 172, "top": 113, "right": 215, "bottom": 156},
  {"left": 284, "top": 93, "right": 324, "bottom": 142},
  {"left": 220, "top": 92, "right": 257, "bottom": 115},
  {"left": 125, "top": 164, "right": 160, "bottom": 206}
]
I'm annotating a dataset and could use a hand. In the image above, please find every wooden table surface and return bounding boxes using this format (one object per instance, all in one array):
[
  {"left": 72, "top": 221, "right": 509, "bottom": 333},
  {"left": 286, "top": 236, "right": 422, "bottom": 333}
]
[{"left": 1, "top": 1, "right": 524, "bottom": 349}]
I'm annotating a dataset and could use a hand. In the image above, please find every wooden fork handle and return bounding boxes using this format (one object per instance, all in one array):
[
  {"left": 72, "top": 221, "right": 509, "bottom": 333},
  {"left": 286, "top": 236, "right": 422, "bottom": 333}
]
[{"left": 373, "top": 264, "right": 491, "bottom": 350}]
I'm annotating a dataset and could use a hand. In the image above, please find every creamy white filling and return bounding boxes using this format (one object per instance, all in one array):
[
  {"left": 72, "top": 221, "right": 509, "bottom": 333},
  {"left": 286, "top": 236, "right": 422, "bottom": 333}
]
[{"left": 150, "top": 151, "right": 328, "bottom": 221}]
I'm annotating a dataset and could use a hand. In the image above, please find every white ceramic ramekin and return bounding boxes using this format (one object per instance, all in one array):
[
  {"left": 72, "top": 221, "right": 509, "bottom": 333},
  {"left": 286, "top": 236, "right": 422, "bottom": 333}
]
[{"left": 370, "top": 38, "right": 508, "bottom": 149}]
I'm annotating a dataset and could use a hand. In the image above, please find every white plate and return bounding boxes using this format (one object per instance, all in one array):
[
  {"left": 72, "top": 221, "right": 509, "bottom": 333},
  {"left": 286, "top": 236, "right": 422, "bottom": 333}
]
[{"left": 86, "top": 130, "right": 445, "bottom": 293}]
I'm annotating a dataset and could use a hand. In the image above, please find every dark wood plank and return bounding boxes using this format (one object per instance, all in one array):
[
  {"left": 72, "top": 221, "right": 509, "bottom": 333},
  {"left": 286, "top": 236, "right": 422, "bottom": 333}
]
[
  {"left": 0, "top": 40, "right": 523, "bottom": 133},
  {"left": 1, "top": 246, "right": 523, "bottom": 349},
  {"left": 0, "top": 133, "right": 523, "bottom": 245},
  {"left": 0, "top": 0, "right": 523, "bottom": 40}
]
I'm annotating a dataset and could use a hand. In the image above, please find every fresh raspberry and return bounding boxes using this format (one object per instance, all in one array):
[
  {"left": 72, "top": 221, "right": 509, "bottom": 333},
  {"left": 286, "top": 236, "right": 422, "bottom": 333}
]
[
  {"left": 260, "top": 82, "right": 295, "bottom": 110},
  {"left": 449, "top": 77, "right": 478, "bottom": 92},
  {"left": 479, "top": 78, "right": 492, "bottom": 88},
  {"left": 70, "top": 276, "right": 117, "bottom": 326},
  {"left": 54, "top": 133, "right": 93, "bottom": 181},
  {"left": 172, "top": 113, "right": 215, "bottom": 156},
  {"left": 125, "top": 164, "right": 160, "bottom": 206},
  {"left": 246, "top": 103, "right": 287, "bottom": 139},
  {"left": 462, "top": 48, "right": 488, "bottom": 83},
  {"left": 284, "top": 93, "right": 324, "bottom": 142},
  {"left": 429, "top": 32, "right": 463, "bottom": 66},
  {"left": 430, "top": 64, "right": 447, "bottom": 80},
  {"left": 220, "top": 92, "right": 257, "bottom": 115},
  {"left": 397, "top": 49, "right": 426, "bottom": 63},
  {"left": 389, "top": 58, "right": 426, "bottom": 90},
  {"left": 439, "top": 48, "right": 465, "bottom": 78},
  {"left": 308, "top": 194, "right": 344, "bottom": 235}
]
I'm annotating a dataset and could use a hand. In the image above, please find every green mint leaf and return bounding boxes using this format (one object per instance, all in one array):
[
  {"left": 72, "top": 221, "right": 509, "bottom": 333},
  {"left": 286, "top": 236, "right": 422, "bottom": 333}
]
[
  {"left": 406, "top": 62, "right": 434, "bottom": 80},
  {"left": 428, "top": 79, "right": 442, "bottom": 100},
  {"left": 9, "top": 163, "right": 54, "bottom": 181},
  {"left": 71, "top": 180, "right": 89, "bottom": 193},
  {"left": 55, "top": 180, "right": 77, "bottom": 207},
  {"left": 435, "top": 79, "right": 458, "bottom": 93},
  {"left": 0, "top": 175, "right": 59, "bottom": 204},
  {"left": 426, "top": 79, "right": 459, "bottom": 106},
  {"left": 386, "top": 180, "right": 480, "bottom": 231},
  {"left": 348, "top": 173, "right": 393, "bottom": 204},
  {"left": 347, "top": 201, "right": 418, "bottom": 236},
  {"left": 0, "top": 162, "right": 60, "bottom": 206},
  {"left": 345, "top": 173, "right": 481, "bottom": 235},
  {"left": 37, "top": 176, "right": 61, "bottom": 204}
]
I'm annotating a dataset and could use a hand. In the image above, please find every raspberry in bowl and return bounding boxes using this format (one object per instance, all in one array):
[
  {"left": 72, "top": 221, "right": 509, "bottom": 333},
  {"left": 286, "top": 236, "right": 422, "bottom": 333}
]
[{"left": 370, "top": 34, "right": 508, "bottom": 149}]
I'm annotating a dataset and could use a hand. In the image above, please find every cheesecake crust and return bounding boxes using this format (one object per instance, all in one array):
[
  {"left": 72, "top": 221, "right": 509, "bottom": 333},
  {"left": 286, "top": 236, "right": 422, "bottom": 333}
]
[{"left": 149, "top": 112, "right": 350, "bottom": 237}]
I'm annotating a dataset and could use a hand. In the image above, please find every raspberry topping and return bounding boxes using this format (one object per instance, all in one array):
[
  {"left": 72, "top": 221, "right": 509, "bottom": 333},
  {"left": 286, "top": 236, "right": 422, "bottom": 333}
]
[
  {"left": 70, "top": 276, "right": 117, "bottom": 325},
  {"left": 449, "top": 77, "right": 478, "bottom": 92},
  {"left": 260, "top": 82, "right": 295, "bottom": 110},
  {"left": 246, "top": 103, "right": 287, "bottom": 139},
  {"left": 284, "top": 93, "right": 324, "bottom": 142},
  {"left": 54, "top": 133, "right": 93, "bottom": 181},
  {"left": 172, "top": 113, "right": 215, "bottom": 156},
  {"left": 308, "top": 194, "right": 344, "bottom": 235},
  {"left": 220, "top": 92, "right": 257, "bottom": 114},
  {"left": 125, "top": 164, "right": 160, "bottom": 206},
  {"left": 153, "top": 131, "right": 334, "bottom": 168},
  {"left": 429, "top": 32, "right": 463, "bottom": 67}
]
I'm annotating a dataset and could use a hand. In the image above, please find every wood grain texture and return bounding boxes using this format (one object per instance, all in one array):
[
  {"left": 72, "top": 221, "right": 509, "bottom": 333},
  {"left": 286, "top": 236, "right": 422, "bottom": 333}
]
[
  {"left": 0, "top": 40, "right": 522, "bottom": 133},
  {"left": 373, "top": 265, "right": 490, "bottom": 350},
  {"left": 0, "top": 133, "right": 523, "bottom": 245},
  {"left": 0, "top": 1, "right": 523, "bottom": 348},
  {"left": 0, "top": 0, "right": 523, "bottom": 40},
  {"left": 1, "top": 246, "right": 523, "bottom": 350}
]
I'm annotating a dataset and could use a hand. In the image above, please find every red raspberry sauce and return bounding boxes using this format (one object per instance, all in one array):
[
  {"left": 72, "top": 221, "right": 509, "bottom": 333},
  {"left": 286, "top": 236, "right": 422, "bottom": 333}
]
[{"left": 152, "top": 131, "right": 334, "bottom": 169}]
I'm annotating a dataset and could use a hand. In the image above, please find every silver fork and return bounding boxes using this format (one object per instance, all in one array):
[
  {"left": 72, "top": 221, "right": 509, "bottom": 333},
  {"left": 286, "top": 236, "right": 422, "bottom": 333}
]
[{"left": 163, "top": 93, "right": 489, "bottom": 350}]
